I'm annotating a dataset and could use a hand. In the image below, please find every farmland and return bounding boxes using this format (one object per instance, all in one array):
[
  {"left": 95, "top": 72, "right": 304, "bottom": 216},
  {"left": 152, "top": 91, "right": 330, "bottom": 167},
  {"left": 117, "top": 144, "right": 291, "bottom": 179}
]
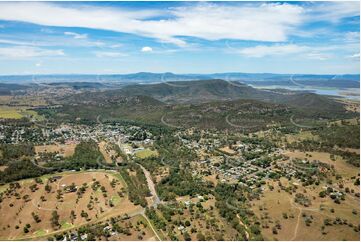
[
  {"left": 35, "top": 143, "right": 77, "bottom": 158},
  {"left": 0, "top": 106, "right": 44, "bottom": 120},
  {"left": 134, "top": 149, "right": 159, "bottom": 159},
  {"left": 0, "top": 171, "right": 140, "bottom": 240}
]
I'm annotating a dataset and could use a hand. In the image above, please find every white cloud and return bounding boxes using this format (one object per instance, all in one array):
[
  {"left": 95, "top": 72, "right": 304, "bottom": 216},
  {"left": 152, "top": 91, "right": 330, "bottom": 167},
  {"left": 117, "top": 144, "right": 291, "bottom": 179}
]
[
  {"left": 239, "top": 44, "right": 308, "bottom": 58},
  {"left": 305, "top": 1, "right": 360, "bottom": 23},
  {"left": 306, "top": 52, "right": 331, "bottom": 61},
  {"left": 0, "top": 46, "right": 64, "bottom": 58},
  {"left": 40, "top": 28, "right": 55, "bottom": 34},
  {"left": 0, "top": 35, "right": 106, "bottom": 49},
  {"left": 0, "top": 2, "right": 313, "bottom": 46},
  {"left": 109, "top": 44, "right": 123, "bottom": 48},
  {"left": 238, "top": 44, "right": 342, "bottom": 61},
  {"left": 64, "top": 31, "right": 88, "bottom": 39},
  {"left": 141, "top": 46, "right": 153, "bottom": 52},
  {"left": 0, "top": 38, "right": 37, "bottom": 46},
  {"left": 344, "top": 32, "right": 360, "bottom": 43},
  {"left": 0, "top": 2, "right": 357, "bottom": 47},
  {"left": 94, "top": 51, "right": 126, "bottom": 58},
  {"left": 346, "top": 53, "right": 360, "bottom": 59},
  {"left": 0, "top": 1, "right": 357, "bottom": 51}
]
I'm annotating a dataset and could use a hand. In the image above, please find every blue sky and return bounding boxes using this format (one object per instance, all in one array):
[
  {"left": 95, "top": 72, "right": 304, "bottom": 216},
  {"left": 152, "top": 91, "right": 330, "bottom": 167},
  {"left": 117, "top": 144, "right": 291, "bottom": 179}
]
[{"left": 0, "top": 1, "right": 359, "bottom": 75}]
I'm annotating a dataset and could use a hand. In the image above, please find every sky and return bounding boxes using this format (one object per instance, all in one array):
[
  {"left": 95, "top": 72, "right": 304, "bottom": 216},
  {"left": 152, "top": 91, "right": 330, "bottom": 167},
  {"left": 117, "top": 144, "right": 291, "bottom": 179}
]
[{"left": 0, "top": 1, "right": 359, "bottom": 75}]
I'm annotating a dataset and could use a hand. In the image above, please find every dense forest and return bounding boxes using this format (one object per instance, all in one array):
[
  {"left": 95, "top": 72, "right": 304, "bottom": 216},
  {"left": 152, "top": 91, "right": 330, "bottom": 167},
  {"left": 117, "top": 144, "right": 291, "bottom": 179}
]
[
  {"left": 0, "top": 143, "right": 34, "bottom": 165},
  {"left": 0, "top": 160, "right": 48, "bottom": 184},
  {"left": 49, "top": 140, "right": 106, "bottom": 170}
]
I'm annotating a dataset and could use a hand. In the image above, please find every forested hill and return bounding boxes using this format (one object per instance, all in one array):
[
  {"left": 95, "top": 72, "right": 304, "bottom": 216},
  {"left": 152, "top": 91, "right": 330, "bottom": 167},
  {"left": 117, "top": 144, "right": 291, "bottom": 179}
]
[
  {"left": 41, "top": 79, "right": 355, "bottom": 128},
  {"left": 118, "top": 79, "right": 346, "bottom": 113},
  {"left": 119, "top": 79, "right": 267, "bottom": 103}
]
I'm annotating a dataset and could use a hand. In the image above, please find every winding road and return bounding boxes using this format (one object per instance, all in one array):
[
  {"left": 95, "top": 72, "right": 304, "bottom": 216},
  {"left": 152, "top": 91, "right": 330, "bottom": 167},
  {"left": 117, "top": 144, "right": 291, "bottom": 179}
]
[
  {"left": 290, "top": 115, "right": 314, "bottom": 129},
  {"left": 161, "top": 114, "right": 180, "bottom": 128}
]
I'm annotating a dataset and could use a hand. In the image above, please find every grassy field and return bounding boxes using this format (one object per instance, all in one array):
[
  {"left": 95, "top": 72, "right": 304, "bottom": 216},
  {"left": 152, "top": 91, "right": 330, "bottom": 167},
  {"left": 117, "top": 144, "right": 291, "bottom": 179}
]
[
  {"left": 35, "top": 143, "right": 77, "bottom": 157},
  {"left": 135, "top": 148, "right": 159, "bottom": 159},
  {"left": 0, "top": 107, "right": 23, "bottom": 119},
  {"left": 283, "top": 150, "right": 359, "bottom": 178},
  {"left": 0, "top": 106, "right": 44, "bottom": 120}
]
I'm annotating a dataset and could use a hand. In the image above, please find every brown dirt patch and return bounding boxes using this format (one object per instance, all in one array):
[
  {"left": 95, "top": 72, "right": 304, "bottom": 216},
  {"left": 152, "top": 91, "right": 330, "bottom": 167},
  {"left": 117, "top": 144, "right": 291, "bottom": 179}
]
[{"left": 35, "top": 143, "right": 77, "bottom": 157}]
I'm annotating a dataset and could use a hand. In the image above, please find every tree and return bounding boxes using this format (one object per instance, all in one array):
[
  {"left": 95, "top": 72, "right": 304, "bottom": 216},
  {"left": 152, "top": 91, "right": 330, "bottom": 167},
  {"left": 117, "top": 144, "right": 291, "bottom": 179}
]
[
  {"left": 51, "top": 211, "right": 60, "bottom": 229},
  {"left": 23, "top": 224, "right": 31, "bottom": 233},
  {"left": 196, "top": 232, "right": 206, "bottom": 241},
  {"left": 70, "top": 210, "right": 77, "bottom": 222},
  {"left": 31, "top": 212, "right": 41, "bottom": 223},
  {"left": 81, "top": 210, "right": 90, "bottom": 221},
  {"left": 183, "top": 231, "right": 191, "bottom": 241},
  {"left": 319, "top": 191, "right": 327, "bottom": 198},
  {"left": 45, "top": 183, "right": 52, "bottom": 193}
]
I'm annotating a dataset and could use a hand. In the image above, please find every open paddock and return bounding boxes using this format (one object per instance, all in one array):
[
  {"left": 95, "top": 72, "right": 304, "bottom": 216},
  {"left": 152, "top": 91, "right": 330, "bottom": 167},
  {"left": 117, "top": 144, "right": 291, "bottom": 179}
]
[
  {"left": 35, "top": 143, "right": 77, "bottom": 158},
  {"left": 251, "top": 178, "right": 360, "bottom": 241},
  {"left": 0, "top": 171, "right": 140, "bottom": 240}
]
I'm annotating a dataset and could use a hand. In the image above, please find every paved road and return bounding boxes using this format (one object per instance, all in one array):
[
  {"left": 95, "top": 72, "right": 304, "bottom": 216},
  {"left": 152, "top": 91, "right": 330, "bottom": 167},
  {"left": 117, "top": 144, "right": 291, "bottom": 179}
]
[{"left": 116, "top": 141, "right": 163, "bottom": 240}]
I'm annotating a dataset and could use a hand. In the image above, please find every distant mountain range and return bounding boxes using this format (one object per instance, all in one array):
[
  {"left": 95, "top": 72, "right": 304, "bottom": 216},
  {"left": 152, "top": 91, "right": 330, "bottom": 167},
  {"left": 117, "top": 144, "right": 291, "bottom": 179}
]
[{"left": 0, "top": 72, "right": 359, "bottom": 89}]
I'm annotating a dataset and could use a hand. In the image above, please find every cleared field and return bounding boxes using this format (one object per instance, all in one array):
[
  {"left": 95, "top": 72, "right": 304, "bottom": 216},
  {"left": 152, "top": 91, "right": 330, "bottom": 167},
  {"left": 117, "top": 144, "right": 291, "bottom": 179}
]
[
  {"left": 283, "top": 150, "right": 359, "bottom": 178},
  {"left": 134, "top": 148, "right": 158, "bottom": 159},
  {"left": 219, "top": 146, "right": 237, "bottom": 155},
  {"left": 0, "top": 165, "right": 8, "bottom": 171},
  {"left": 35, "top": 143, "right": 77, "bottom": 157},
  {"left": 0, "top": 171, "right": 140, "bottom": 240},
  {"left": 0, "top": 106, "right": 44, "bottom": 120},
  {"left": 285, "top": 131, "right": 319, "bottom": 143},
  {"left": 0, "top": 107, "right": 23, "bottom": 119},
  {"left": 98, "top": 141, "right": 115, "bottom": 164},
  {"left": 203, "top": 174, "right": 219, "bottom": 186},
  {"left": 252, "top": 177, "right": 360, "bottom": 241},
  {"left": 20, "top": 109, "right": 44, "bottom": 121}
]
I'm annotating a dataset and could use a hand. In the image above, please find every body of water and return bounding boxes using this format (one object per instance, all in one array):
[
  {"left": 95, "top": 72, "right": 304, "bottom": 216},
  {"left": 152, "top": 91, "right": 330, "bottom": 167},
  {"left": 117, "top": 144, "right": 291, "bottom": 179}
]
[{"left": 253, "top": 85, "right": 360, "bottom": 100}]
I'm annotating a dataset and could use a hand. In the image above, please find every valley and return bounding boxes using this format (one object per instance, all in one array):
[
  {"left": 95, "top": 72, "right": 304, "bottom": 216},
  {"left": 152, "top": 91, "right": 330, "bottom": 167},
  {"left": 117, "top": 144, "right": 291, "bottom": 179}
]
[{"left": 0, "top": 77, "right": 359, "bottom": 241}]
